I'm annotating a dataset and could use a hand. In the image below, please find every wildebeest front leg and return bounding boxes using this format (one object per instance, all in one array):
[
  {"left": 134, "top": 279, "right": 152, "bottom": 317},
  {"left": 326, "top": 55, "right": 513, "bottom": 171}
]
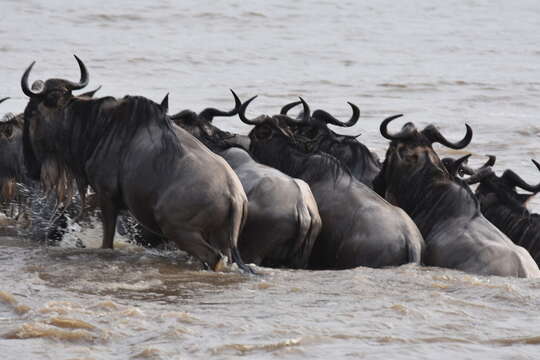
[{"left": 100, "top": 197, "right": 118, "bottom": 249}]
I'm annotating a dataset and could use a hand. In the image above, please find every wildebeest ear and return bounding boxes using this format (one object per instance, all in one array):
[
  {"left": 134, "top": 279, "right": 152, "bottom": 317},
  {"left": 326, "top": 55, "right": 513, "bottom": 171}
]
[{"left": 160, "top": 93, "right": 169, "bottom": 114}]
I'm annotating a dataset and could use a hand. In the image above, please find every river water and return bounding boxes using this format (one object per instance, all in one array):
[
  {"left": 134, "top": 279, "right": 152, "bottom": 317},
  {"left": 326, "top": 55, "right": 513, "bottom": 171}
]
[{"left": 1, "top": 1, "right": 540, "bottom": 359}]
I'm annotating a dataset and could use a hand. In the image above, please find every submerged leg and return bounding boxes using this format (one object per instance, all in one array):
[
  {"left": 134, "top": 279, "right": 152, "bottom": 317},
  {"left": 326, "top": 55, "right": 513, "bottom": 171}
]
[
  {"left": 100, "top": 197, "right": 118, "bottom": 249},
  {"left": 162, "top": 228, "right": 222, "bottom": 270}
]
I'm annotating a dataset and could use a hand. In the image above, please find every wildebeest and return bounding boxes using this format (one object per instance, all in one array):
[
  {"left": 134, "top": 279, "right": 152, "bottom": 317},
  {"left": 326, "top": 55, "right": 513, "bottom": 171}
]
[
  {"left": 0, "top": 88, "right": 103, "bottom": 242},
  {"left": 375, "top": 114, "right": 540, "bottom": 277},
  {"left": 454, "top": 156, "right": 540, "bottom": 266},
  {"left": 279, "top": 100, "right": 381, "bottom": 187},
  {"left": 0, "top": 98, "right": 26, "bottom": 211},
  {"left": 172, "top": 93, "right": 322, "bottom": 268},
  {"left": 240, "top": 96, "right": 424, "bottom": 270},
  {"left": 21, "top": 55, "right": 252, "bottom": 272}
]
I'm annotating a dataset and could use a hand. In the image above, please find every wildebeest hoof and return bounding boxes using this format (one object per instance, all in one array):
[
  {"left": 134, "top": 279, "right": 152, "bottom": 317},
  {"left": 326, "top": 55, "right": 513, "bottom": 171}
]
[{"left": 213, "top": 256, "right": 228, "bottom": 272}]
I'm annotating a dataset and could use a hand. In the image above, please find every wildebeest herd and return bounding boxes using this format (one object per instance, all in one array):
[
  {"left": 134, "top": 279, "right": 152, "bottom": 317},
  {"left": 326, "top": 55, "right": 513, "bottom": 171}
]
[{"left": 2, "top": 55, "right": 540, "bottom": 278}]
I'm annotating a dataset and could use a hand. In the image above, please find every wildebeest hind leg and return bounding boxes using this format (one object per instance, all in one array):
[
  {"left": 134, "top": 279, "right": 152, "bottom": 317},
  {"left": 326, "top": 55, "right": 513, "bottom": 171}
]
[
  {"left": 164, "top": 229, "right": 221, "bottom": 270},
  {"left": 99, "top": 197, "right": 118, "bottom": 249}
]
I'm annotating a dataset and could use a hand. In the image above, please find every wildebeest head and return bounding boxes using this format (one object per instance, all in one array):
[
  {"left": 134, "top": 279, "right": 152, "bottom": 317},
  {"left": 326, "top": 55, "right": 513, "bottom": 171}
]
[
  {"left": 374, "top": 114, "right": 472, "bottom": 199},
  {"left": 240, "top": 95, "right": 310, "bottom": 146},
  {"left": 20, "top": 55, "right": 89, "bottom": 203},
  {"left": 280, "top": 99, "right": 360, "bottom": 141},
  {"left": 465, "top": 156, "right": 540, "bottom": 211},
  {"left": 0, "top": 97, "right": 24, "bottom": 139},
  {"left": 279, "top": 100, "right": 382, "bottom": 187},
  {"left": 239, "top": 95, "right": 312, "bottom": 168},
  {"left": 171, "top": 90, "right": 247, "bottom": 151}
]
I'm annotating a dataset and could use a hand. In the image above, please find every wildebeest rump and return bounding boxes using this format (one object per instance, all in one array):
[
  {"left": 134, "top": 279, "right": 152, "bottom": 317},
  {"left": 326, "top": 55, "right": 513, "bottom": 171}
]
[
  {"left": 375, "top": 114, "right": 539, "bottom": 277},
  {"left": 242, "top": 97, "right": 424, "bottom": 270},
  {"left": 21, "top": 56, "right": 252, "bottom": 272},
  {"left": 457, "top": 156, "right": 540, "bottom": 266},
  {"left": 278, "top": 100, "right": 381, "bottom": 187},
  {"left": 172, "top": 92, "right": 322, "bottom": 268}
]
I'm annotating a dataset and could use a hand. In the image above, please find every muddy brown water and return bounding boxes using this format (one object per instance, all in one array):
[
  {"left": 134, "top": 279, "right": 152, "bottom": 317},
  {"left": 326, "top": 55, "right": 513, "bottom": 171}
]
[{"left": 2, "top": 0, "right": 540, "bottom": 359}]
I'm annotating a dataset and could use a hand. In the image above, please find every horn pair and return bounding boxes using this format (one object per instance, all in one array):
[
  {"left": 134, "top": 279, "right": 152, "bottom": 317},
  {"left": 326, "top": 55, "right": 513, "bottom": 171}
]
[
  {"left": 21, "top": 55, "right": 89, "bottom": 97},
  {"left": 380, "top": 114, "right": 472, "bottom": 149},
  {"left": 239, "top": 96, "right": 310, "bottom": 125},
  {"left": 463, "top": 156, "right": 540, "bottom": 193},
  {"left": 280, "top": 100, "right": 360, "bottom": 127}
]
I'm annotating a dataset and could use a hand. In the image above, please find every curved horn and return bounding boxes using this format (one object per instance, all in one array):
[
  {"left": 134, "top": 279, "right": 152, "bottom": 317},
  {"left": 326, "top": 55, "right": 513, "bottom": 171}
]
[
  {"left": 312, "top": 102, "right": 360, "bottom": 127},
  {"left": 502, "top": 167, "right": 540, "bottom": 192},
  {"left": 380, "top": 114, "right": 416, "bottom": 140},
  {"left": 531, "top": 159, "right": 540, "bottom": 173},
  {"left": 422, "top": 124, "right": 473, "bottom": 150},
  {"left": 21, "top": 61, "right": 45, "bottom": 97},
  {"left": 64, "top": 55, "right": 89, "bottom": 91},
  {"left": 0, "top": 97, "right": 9, "bottom": 104},
  {"left": 238, "top": 95, "right": 265, "bottom": 125},
  {"left": 280, "top": 100, "right": 302, "bottom": 116},
  {"left": 198, "top": 89, "right": 241, "bottom": 122},
  {"left": 78, "top": 85, "right": 102, "bottom": 98},
  {"left": 297, "top": 97, "right": 310, "bottom": 124},
  {"left": 482, "top": 155, "right": 496, "bottom": 168}
]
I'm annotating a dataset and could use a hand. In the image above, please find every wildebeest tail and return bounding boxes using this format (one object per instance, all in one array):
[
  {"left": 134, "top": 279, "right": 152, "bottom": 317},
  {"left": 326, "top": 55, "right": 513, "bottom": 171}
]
[
  {"left": 406, "top": 234, "right": 423, "bottom": 264},
  {"left": 289, "top": 180, "right": 322, "bottom": 268},
  {"left": 229, "top": 198, "right": 255, "bottom": 274}
]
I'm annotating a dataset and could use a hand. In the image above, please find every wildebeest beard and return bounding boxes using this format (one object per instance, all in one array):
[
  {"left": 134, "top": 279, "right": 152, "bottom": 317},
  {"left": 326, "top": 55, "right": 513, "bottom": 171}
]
[
  {"left": 250, "top": 131, "right": 350, "bottom": 185},
  {"left": 23, "top": 95, "right": 179, "bottom": 205},
  {"left": 375, "top": 142, "right": 480, "bottom": 236}
]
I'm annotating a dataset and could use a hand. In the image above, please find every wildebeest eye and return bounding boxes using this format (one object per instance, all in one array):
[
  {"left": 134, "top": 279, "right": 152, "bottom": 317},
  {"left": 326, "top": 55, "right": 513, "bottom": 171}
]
[
  {"left": 255, "top": 125, "right": 272, "bottom": 140},
  {"left": 44, "top": 90, "right": 67, "bottom": 107}
]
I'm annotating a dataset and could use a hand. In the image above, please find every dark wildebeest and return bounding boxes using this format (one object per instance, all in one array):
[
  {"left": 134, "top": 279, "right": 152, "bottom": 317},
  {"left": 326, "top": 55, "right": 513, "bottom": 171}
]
[
  {"left": 240, "top": 96, "right": 424, "bottom": 270},
  {"left": 0, "top": 98, "right": 26, "bottom": 210},
  {"left": 0, "top": 86, "right": 102, "bottom": 209},
  {"left": 0, "top": 89, "right": 102, "bottom": 241},
  {"left": 280, "top": 100, "right": 381, "bottom": 187},
  {"left": 171, "top": 92, "right": 322, "bottom": 268},
  {"left": 21, "top": 56, "right": 252, "bottom": 272},
  {"left": 452, "top": 156, "right": 540, "bottom": 266},
  {"left": 375, "top": 115, "right": 540, "bottom": 277}
]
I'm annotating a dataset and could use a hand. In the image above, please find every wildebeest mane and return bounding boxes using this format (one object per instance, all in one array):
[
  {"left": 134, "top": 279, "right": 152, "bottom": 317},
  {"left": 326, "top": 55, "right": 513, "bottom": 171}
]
[
  {"left": 480, "top": 200, "right": 540, "bottom": 260},
  {"left": 318, "top": 136, "right": 380, "bottom": 174},
  {"left": 25, "top": 95, "right": 177, "bottom": 202},
  {"left": 70, "top": 95, "right": 180, "bottom": 174},
  {"left": 251, "top": 134, "right": 350, "bottom": 185}
]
